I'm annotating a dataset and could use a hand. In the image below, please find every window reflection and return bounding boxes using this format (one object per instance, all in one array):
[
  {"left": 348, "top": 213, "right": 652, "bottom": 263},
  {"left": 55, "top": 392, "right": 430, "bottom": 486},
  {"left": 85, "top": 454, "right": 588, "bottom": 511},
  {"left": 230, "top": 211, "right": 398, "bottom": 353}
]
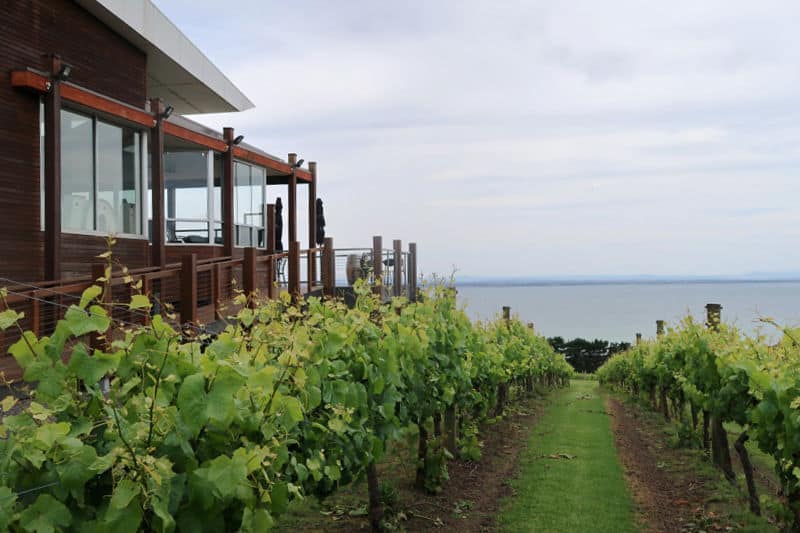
[
  {"left": 61, "top": 110, "right": 94, "bottom": 231},
  {"left": 59, "top": 109, "right": 143, "bottom": 235}
]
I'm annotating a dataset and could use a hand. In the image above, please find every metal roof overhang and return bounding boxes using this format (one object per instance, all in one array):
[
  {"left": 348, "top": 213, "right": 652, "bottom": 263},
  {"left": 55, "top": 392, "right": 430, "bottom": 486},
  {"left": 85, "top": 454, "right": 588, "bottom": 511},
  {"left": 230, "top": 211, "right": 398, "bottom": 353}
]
[{"left": 74, "top": 0, "right": 254, "bottom": 115}]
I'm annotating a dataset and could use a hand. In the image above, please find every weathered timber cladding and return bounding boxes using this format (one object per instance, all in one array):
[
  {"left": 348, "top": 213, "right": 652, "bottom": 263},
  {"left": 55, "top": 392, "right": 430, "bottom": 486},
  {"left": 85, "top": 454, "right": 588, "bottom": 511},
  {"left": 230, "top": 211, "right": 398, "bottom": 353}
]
[
  {"left": 0, "top": 0, "right": 147, "bottom": 282},
  {"left": 61, "top": 234, "right": 149, "bottom": 280}
]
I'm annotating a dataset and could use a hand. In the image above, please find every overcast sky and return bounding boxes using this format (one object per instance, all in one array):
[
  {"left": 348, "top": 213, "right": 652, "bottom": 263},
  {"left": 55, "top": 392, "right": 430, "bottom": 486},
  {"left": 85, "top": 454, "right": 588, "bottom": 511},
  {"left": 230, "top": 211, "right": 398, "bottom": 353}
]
[{"left": 154, "top": 0, "right": 800, "bottom": 278}]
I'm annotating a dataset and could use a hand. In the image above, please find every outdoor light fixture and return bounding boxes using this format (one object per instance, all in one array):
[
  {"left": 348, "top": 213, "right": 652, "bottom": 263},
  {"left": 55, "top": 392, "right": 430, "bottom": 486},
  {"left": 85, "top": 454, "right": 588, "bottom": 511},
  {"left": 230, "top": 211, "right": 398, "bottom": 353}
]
[
  {"left": 293, "top": 159, "right": 304, "bottom": 168},
  {"left": 233, "top": 135, "right": 244, "bottom": 145},
  {"left": 162, "top": 105, "right": 174, "bottom": 119},
  {"left": 56, "top": 64, "right": 72, "bottom": 81}
]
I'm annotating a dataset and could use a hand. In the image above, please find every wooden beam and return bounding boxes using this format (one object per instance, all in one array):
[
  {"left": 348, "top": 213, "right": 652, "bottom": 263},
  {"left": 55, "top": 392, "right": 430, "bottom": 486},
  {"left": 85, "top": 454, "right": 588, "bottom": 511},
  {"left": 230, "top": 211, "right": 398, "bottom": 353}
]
[
  {"left": 61, "top": 84, "right": 154, "bottom": 128},
  {"left": 12, "top": 70, "right": 154, "bottom": 128},
  {"left": 44, "top": 56, "right": 62, "bottom": 281},
  {"left": 150, "top": 98, "right": 166, "bottom": 268},
  {"left": 223, "top": 128, "right": 235, "bottom": 256},
  {"left": 164, "top": 121, "right": 228, "bottom": 152},
  {"left": 232, "top": 146, "right": 291, "bottom": 174},
  {"left": 11, "top": 70, "right": 50, "bottom": 93},
  {"left": 288, "top": 153, "right": 297, "bottom": 245}
]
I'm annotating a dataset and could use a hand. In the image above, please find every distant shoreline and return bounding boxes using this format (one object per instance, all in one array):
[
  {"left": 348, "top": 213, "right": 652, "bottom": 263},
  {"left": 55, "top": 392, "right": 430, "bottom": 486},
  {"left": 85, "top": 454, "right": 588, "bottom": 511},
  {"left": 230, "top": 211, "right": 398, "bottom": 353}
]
[{"left": 456, "top": 278, "right": 800, "bottom": 288}]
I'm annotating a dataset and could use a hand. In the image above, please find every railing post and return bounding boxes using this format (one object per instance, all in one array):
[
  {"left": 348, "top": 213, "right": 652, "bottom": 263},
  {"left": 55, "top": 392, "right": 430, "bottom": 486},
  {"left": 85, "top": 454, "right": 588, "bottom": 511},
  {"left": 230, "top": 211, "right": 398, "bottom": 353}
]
[
  {"left": 289, "top": 241, "right": 301, "bottom": 301},
  {"left": 408, "top": 242, "right": 417, "bottom": 302},
  {"left": 656, "top": 320, "right": 665, "bottom": 337},
  {"left": 372, "top": 235, "right": 382, "bottom": 295},
  {"left": 243, "top": 247, "right": 257, "bottom": 306},
  {"left": 307, "top": 250, "right": 314, "bottom": 292},
  {"left": 393, "top": 239, "right": 402, "bottom": 298},
  {"left": 322, "top": 237, "right": 334, "bottom": 297},
  {"left": 181, "top": 254, "right": 198, "bottom": 324}
]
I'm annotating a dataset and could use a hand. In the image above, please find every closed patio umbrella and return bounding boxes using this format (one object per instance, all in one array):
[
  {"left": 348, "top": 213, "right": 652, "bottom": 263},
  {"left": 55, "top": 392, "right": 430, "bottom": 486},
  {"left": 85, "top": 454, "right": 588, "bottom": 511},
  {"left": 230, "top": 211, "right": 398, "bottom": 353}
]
[
  {"left": 315, "top": 198, "right": 326, "bottom": 246},
  {"left": 275, "top": 197, "right": 284, "bottom": 252}
]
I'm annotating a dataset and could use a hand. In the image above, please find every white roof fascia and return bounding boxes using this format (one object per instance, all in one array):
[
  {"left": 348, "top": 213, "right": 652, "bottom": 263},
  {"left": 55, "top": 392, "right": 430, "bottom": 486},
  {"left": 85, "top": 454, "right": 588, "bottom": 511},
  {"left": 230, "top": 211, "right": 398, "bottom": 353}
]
[{"left": 75, "top": 0, "right": 255, "bottom": 114}]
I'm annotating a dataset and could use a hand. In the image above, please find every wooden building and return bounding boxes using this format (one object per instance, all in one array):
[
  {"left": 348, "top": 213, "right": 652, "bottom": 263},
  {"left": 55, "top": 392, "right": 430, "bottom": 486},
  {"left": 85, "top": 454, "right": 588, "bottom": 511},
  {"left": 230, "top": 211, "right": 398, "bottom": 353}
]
[{"left": 0, "top": 0, "right": 417, "bottom": 381}]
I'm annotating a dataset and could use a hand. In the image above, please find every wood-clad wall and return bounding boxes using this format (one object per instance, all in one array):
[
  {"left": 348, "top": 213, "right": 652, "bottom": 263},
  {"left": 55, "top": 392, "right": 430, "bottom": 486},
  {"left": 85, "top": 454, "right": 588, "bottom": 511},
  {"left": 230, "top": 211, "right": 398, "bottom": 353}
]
[{"left": 0, "top": 0, "right": 147, "bottom": 283}]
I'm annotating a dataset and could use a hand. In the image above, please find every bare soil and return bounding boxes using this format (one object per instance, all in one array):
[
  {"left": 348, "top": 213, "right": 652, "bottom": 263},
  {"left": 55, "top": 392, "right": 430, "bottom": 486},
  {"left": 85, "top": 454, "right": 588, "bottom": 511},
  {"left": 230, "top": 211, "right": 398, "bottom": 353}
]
[
  {"left": 276, "top": 394, "right": 549, "bottom": 532},
  {"left": 608, "top": 396, "right": 776, "bottom": 533}
]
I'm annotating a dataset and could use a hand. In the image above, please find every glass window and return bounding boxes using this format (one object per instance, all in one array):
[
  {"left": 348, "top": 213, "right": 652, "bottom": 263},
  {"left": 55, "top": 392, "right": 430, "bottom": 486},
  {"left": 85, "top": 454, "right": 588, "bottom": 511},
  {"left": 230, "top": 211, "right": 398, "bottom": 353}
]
[
  {"left": 61, "top": 110, "right": 94, "bottom": 232},
  {"left": 234, "top": 161, "right": 265, "bottom": 247},
  {"left": 165, "top": 151, "right": 210, "bottom": 243},
  {"left": 96, "top": 121, "right": 141, "bottom": 235},
  {"left": 58, "top": 109, "right": 144, "bottom": 235}
]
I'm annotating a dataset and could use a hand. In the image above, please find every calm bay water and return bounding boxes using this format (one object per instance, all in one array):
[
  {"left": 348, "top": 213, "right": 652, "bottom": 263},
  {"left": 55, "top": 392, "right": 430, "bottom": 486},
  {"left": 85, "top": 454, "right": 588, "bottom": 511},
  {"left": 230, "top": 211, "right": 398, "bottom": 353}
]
[{"left": 456, "top": 282, "right": 800, "bottom": 343}]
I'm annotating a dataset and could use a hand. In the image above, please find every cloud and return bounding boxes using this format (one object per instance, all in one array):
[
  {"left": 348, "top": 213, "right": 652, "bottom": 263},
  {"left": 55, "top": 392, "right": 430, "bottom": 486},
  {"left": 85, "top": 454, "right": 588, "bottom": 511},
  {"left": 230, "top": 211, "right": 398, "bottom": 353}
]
[{"left": 153, "top": 0, "right": 800, "bottom": 276}]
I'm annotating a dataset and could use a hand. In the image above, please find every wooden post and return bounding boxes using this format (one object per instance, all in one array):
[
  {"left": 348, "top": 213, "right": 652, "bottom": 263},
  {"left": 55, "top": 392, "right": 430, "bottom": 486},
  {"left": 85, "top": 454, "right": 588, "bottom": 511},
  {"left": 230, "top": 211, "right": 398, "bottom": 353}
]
[
  {"left": 289, "top": 241, "right": 301, "bottom": 301},
  {"left": 322, "top": 237, "right": 334, "bottom": 297},
  {"left": 635, "top": 333, "right": 642, "bottom": 345},
  {"left": 656, "top": 320, "right": 665, "bottom": 337},
  {"left": 372, "top": 235, "right": 382, "bottom": 295},
  {"left": 44, "top": 55, "right": 62, "bottom": 280},
  {"left": 392, "top": 239, "right": 402, "bottom": 297},
  {"left": 243, "top": 247, "right": 257, "bottom": 306},
  {"left": 308, "top": 161, "right": 317, "bottom": 285},
  {"left": 266, "top": 203, "right": 276, "bottom": 299},
  {"left": 705, "top": 303, "right": 722, "bottom": 331},
  {"left": 408, "top": 242, "right": 417, "bottom": 301},
  {"left": 222, "top": 128, "right": 235, "bottom": 257},
  {"left": 180, "top": 254, "right": 198, "bottom": 324},
  {"left": 502, "top": 306, "right": 511, "bottom": 324},
  {"left": 704, "top": 302, "right": 733, "bottom": 479},
  {"left": 527, "top": 322, "right": 535, "bottom": 330},
  {"left": 287, "top": 153, "right": 297, "bottom": 245}
]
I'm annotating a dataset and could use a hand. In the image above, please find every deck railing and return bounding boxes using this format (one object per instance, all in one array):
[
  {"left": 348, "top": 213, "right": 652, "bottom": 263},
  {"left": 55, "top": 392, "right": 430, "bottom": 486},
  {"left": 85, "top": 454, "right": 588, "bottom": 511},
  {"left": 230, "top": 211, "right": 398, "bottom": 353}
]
[{"left": 0, "top": 236, "right": 417, "bottom": 381}]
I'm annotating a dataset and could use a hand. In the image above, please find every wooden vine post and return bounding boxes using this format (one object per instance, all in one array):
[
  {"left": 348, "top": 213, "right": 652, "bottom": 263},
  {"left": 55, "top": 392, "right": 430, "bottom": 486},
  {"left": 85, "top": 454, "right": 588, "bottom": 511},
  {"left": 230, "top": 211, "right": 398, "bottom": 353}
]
[
  {"left": 495, "top": 306, "right": 512, "bottom": 415},
  {"left": 705, "top": 303, "right": 735, "bottom": 483},
  {"left": 705, "top": 301, "right": 761, "bottom": 513}
]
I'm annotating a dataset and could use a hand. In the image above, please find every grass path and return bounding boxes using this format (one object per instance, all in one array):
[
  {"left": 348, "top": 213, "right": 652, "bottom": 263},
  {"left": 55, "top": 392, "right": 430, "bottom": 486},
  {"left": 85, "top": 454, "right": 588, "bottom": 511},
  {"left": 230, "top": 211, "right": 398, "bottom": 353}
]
[{"left": 499, "top": 379, "right": 636, "bottom": 533}]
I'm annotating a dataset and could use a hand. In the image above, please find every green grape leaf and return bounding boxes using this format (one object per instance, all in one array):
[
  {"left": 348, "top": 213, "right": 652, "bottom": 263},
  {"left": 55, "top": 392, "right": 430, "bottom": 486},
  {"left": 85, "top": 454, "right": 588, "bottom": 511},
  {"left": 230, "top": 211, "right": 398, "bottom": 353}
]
[
  {"left": 0, "top": 487, "right": 16, "bottom": 531},
  {"left": 35, "top": 422, "right": 71, "bottom": 448},
  {"left": 177, "top": 373, "right": 208, "bottom": 438},
  {"left": 68, "top": 345, "right": 118, "bottom": 384},
  {"left": 0, "top": 309, "right": 23, "bottom": 330},
  {"left": 56, "top": 444, "right": 98, "bottom": 493},
  {"left": 79, "top": 285, "right": 103, "bottom": 309},
  {"left": 64, "top": 305, "right": 110, "bottom": 337},
  {"left": 129, "top": 294, "right": 151, "bottom": 310},
  {"left": 18, "top": 494, "right": 72, "bottom": 533}
]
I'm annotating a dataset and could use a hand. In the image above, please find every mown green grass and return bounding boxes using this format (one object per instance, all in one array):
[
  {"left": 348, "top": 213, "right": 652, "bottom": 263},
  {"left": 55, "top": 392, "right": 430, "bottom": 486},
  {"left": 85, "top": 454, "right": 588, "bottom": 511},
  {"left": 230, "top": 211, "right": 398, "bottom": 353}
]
[{"left": 498, "top": 380, "right": 636, "bottom": 533}]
